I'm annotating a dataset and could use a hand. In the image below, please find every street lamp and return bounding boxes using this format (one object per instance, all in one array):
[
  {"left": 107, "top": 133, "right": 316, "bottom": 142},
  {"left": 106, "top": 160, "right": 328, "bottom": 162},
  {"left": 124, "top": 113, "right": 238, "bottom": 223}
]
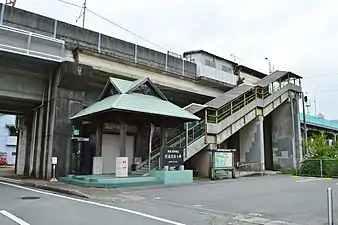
[{"left": 265, "top": 57, "right": 272, "bottom": 74}]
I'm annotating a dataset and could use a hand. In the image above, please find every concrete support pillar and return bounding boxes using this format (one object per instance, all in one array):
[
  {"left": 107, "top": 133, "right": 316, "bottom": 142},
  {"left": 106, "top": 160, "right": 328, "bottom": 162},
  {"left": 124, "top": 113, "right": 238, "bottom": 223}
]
[
  {"left": 28, "top": 110, "right": 38, "bottom": 176},
  {"left": 34, "top": 107, "right": 45, "bottom": 178},
  {"left": 95, "top": 123, "right": 102, "bottom": 157},
  {"left": 92, "top": 123, "right": 103, "bottom": 175},
  {"left": 161, "top": 123, "right": 168, "bottom": 147},
  {"left": 16, "top": 116, "right": 28, "bottom": 175},
  {"left": 120, "top": 121, "right": 126, "bottom": 157},
  {"left": 258, "top": 116, "right": 265, "bottom": 172},
  {"left": 44, "top": 71, "right": 85, "bottom": 179}
]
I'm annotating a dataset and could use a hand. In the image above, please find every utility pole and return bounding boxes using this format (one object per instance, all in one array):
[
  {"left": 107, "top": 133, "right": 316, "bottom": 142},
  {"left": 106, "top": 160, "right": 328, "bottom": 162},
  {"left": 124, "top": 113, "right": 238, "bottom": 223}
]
[
  {"left": 302, "top": 92, "right": 308, "bottom": 155},
  {"left": 82, "top": 0, "right": 86, "bottom": 28},
  {"left": 76, "top": 0, "right": 87, "bottom": 28}
]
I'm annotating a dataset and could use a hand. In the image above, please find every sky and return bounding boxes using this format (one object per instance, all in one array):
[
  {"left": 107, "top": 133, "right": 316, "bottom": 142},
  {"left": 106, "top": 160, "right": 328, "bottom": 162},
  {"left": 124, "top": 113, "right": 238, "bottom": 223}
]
[{"left": 12, "top": 0, "right": 338, "bottom": 119}]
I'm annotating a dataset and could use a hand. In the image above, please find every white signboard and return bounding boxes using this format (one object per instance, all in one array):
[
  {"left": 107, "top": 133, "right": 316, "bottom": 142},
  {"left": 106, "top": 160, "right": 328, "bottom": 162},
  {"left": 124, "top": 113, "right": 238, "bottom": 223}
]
[
  {"left": 52, "top": 157, "right": 58, "bottom": 165},
  {"left": 116, "top": 157, "right": 128, "bottom": 177}
]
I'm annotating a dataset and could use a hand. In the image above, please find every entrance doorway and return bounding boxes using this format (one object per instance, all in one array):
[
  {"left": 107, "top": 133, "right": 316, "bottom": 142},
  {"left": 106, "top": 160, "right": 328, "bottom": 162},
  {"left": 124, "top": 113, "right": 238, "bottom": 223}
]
[{"left": 70, "top": 137, "right": 92, "bottom": 175}]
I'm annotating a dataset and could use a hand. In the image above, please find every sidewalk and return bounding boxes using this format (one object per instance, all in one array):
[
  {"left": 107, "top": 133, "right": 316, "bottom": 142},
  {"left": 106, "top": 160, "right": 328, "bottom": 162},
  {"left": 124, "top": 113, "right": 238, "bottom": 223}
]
[
  {"left": 0, "top": 167, "right": 145, "bottom": 202},
  {"left": 0, "top": 167, "right": 278, "bottom": 203}
]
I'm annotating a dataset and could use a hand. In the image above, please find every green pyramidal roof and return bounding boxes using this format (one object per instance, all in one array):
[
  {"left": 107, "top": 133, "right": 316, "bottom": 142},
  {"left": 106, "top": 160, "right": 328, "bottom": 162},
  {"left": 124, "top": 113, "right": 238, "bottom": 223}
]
[{"left": 71, "top": 77, "right": 200, "bottom": 121}]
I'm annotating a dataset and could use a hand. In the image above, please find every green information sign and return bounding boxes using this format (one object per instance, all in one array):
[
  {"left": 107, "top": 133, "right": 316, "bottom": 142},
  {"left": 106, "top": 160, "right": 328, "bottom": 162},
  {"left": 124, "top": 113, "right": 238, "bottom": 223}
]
[{"left": 73, "top": 129, "right": 80, "bottom": 136}]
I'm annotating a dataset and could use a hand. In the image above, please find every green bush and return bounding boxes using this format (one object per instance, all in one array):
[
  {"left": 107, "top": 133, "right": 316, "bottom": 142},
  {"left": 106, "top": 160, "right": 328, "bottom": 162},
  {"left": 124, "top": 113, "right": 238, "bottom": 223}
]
[{"left": 298, "top": 134, "right": 338, "bottom": 177}]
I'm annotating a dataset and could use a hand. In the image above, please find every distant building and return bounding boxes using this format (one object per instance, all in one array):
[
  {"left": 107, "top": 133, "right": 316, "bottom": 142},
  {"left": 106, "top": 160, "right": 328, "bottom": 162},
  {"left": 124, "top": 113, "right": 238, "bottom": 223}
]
[
  {"left": 0, "top": 114, "right": 17, "bottom": 165},
  {"left": 183, "top": 50, "right": 266, "bottom": 86}
]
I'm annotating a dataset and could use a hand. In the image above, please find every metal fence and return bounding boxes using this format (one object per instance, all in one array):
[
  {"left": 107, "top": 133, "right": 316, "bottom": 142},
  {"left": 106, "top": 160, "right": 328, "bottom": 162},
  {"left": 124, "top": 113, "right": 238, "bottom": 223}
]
[
  {"left": 0, "top": 25, "right": 65, "bottom": 62},
  {"left": 296, "top": 158, "right": 338, "bottom": 178},
  {"left": 235, "top": 161, "right": 265, "bottom": 177}
]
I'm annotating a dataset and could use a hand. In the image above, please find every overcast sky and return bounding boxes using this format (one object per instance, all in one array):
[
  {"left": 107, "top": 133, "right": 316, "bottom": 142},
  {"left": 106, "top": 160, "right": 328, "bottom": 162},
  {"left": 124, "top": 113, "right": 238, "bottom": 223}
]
[{"left": 13, "top": 0, "right": 338, "bottom": 119}]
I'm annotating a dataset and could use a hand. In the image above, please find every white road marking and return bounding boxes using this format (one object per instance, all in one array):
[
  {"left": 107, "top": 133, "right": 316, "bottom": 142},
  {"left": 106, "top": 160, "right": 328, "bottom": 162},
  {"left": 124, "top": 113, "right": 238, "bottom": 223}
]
[
  {"left": 0, "top": 182, "right": 185, "bottom": 225},
  {"left": 296, "top": 178, "right": 322, "bottom": 183},
  {"left": 0, "top": 210, "right": 30, "bottom": 225},
  {"left": 193, "top": 204, "right": 203, "bottom": 207}
]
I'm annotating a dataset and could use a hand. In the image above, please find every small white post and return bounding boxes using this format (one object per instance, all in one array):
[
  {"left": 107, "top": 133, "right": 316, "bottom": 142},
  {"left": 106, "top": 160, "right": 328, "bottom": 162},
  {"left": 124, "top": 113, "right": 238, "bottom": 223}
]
[{"left": 50, "top": 157, "right": 58, "bottom": 182}]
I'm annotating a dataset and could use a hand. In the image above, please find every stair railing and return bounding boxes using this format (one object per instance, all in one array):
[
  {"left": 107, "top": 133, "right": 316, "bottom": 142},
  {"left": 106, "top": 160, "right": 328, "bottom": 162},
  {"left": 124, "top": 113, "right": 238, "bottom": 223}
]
[
  {"left": 136, "top": 120, "right": 206, "bottom": 170},
  {"left": 207, "top": 78, "right": 293, "bottom": 124}
]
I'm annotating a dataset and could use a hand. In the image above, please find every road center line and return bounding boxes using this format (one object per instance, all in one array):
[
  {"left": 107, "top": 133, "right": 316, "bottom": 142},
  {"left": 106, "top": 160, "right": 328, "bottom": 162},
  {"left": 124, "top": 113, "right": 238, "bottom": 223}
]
[
  {"left": 0, "top": 182, "right": 185, "bottom": 225},
  {"left": 0, "top": 210, "right": 30, "bottom": 225}
]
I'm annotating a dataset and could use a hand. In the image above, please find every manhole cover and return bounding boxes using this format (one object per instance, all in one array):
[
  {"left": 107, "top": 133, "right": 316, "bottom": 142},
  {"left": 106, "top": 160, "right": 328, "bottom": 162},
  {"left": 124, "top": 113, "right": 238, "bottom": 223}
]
[{"left": 21, "top": 196, "right": 40, "bottom": 200}]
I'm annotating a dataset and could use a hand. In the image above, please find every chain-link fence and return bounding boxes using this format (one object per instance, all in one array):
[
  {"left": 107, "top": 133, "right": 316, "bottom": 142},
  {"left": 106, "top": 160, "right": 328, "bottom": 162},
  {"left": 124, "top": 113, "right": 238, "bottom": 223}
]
[{"left": 296, "top": 159, "right": 338, "bottom": 178}]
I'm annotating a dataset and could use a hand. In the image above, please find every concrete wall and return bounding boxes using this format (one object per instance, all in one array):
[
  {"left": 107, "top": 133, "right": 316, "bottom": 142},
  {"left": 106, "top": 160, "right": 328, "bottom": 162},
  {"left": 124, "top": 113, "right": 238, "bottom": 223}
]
[
  {"left": 271, "top": 101, "right": 297, "bottom": 169},
  {"left": 239, "top": 116, "right": 264, "bottom": 171},
  {"left": 185, "top": 149, "right": 211, "bottom": 177},
  {"left": 0, "top": 114, "right": 16, "bottom": 165},
  {"left": 1, "top": 5, "right": 197, "bottom": 77}
]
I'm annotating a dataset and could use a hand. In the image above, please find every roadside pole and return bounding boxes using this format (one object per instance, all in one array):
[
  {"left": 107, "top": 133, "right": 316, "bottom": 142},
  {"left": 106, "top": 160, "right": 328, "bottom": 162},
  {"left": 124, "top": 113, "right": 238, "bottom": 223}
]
[
  {"left": 327, "top": 188, "right": 334, "bottom": 225},
  {"left": 302, "top": 92, "right": 308, "bottom": 155},
  {"left": 50, "top": 157, "right": 58, "bottom": 182}
]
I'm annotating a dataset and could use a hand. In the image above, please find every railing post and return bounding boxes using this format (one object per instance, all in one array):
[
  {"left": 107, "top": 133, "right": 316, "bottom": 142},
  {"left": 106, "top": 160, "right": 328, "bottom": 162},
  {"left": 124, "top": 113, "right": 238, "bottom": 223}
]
[
  {"left": 27, "top": 33, "right": 32, "bottom": 54},
  {"left": 215, "top": 109, "right": 218, "bottom": 123},
  {"left": 182, "top": 58, "right": 185, "bottom": 75},
  {"left": 0, "top": 4, "right": 5, "bottom": 26},
  {"left": 320, "top": 159, "right": 323, "bottom": 178},
  {"left": 230, "top": 101, "right": 233, "bottom": 114},
  {"left": 98, "top": 33, "right": 102, "bottom": 53},
  {"left": 165, "top": 51, "right": 168, "bottom": 71},
  {"left": 53, "top": 19, "right": 58, "bottom": 38},
  {"left": 243, "top": 94, "right": 246, "bottom": 105},
  {"left": 134, "top": 44, "right": 138, "bottom": 63},
  {"left": 185, "top": 123, "right": 188, "bottom": 158}
]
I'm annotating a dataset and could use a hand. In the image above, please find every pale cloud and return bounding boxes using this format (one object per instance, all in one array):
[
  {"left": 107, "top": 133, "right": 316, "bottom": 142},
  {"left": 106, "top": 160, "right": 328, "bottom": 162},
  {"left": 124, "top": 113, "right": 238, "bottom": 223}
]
[{"left": 14, "top": 0, "right": 338, "bottom": 119}]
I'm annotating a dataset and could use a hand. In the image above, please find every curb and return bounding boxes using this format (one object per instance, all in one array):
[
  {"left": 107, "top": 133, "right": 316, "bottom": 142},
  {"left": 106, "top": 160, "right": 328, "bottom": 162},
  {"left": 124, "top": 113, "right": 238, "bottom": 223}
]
[
  {"left": 0, "top": 177, "right": 90, "bottom": 199},
  {"left": 291, "top": 176, "right": 334, "bottom": 180}
]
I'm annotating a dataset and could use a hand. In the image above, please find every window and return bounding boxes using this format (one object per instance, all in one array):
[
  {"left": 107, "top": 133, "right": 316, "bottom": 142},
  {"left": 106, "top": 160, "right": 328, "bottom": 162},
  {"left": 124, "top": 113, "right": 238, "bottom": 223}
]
[
  {"left": 205, "top": 59, "right": 216, "bottom": 68},
  {"left": 222, "top": 65, "right": 232, "bottom": 73}
]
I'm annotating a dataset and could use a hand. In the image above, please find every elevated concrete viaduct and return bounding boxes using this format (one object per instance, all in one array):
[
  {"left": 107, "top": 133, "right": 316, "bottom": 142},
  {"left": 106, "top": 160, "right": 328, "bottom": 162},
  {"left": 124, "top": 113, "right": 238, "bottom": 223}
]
[{"left": 0, "top": 4, "right": 231, "bottom": 179}]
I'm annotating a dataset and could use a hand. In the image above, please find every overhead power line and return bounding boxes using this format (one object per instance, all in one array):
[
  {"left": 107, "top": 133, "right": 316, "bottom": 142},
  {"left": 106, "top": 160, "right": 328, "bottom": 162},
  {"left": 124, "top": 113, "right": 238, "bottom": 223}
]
[{"left": 56, "top": 0, "right": 167, "bottom": 51}]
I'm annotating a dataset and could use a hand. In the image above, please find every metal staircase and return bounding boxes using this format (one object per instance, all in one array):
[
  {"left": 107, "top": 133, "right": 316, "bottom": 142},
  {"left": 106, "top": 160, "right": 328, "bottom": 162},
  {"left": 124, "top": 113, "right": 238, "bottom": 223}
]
[{"left": 135, "top": 71, "right": 302, "bottom": 173}]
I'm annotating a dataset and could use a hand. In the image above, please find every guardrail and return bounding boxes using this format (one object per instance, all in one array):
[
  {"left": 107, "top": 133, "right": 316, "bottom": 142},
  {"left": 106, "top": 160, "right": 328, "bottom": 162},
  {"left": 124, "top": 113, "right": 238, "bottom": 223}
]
[{"left": 0, "top": 25, "right": 65, "bottom": 62}]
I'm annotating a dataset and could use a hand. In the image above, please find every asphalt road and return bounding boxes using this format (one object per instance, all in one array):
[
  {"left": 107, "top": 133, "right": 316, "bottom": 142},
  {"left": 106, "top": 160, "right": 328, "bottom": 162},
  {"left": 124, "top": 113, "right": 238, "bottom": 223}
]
[
  {"left": 117, "top": 175, "right": 338, "bottom": 225},
  {"left": 0, "top": 176, "right": 337, "bottom": 225},
  {"left": 0, "top": 181, "right": 234, "bottom": 225}
]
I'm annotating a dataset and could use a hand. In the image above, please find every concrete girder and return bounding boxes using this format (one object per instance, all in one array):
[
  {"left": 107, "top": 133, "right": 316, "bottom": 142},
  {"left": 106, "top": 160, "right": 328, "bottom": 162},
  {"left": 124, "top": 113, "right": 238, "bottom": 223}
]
[{"left": 71, "top": 51, "right": 225, "bottom": 99}]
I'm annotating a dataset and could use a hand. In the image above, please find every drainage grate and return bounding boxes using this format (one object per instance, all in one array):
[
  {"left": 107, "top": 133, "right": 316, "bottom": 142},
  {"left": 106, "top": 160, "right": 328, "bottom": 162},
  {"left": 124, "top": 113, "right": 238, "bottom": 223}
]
[{"left": 21, "top": 196, "right": 40, "bottom": 200}]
